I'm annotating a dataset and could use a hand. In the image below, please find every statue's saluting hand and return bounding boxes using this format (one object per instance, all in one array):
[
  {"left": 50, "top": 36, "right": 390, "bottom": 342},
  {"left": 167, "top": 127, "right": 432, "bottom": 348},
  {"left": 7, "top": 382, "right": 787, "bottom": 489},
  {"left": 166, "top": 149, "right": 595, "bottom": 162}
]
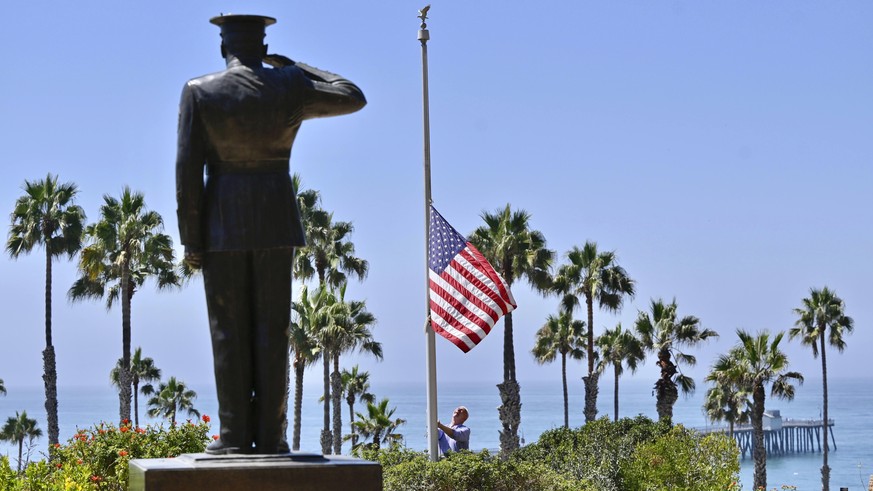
[{"left": 263, "top": 54, "right": 295, "bottom": 68}]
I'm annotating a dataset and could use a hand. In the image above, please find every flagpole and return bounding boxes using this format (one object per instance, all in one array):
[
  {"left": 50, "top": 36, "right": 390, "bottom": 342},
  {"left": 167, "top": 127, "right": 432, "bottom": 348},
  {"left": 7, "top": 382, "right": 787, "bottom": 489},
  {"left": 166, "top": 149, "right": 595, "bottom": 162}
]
[{"left": 418, "top": 4, "right": 440, "bottom": 462}]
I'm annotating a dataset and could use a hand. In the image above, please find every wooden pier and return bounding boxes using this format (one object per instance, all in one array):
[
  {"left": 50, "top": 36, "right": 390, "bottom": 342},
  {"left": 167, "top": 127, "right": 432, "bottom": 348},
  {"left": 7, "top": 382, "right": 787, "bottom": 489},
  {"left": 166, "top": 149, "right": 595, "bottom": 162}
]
[{"left": 697, "top": 411, "right": 836, "bottom": 459}]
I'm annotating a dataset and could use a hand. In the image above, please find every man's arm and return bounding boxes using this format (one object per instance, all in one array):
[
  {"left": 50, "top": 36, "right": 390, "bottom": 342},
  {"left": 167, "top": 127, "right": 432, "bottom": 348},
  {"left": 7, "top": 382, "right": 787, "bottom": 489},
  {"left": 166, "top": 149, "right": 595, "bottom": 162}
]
[
  {"left": 436, "top": 420, "right": 454, "bottom": 438},
  {"left": 175, "top": 82, "right": 206, "bottom": 268}
]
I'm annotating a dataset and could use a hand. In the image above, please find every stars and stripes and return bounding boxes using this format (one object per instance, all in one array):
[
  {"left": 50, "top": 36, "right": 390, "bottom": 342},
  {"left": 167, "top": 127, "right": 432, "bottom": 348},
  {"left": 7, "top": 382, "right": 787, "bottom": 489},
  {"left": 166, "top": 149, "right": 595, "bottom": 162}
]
[{"left": 428, "top": 205, "right": 516, "bottom": 352}]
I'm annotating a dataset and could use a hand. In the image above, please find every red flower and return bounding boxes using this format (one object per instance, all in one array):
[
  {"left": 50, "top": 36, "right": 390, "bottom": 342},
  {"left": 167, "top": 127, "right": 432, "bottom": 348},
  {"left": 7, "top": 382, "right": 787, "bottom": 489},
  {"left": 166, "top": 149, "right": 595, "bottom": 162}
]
[
  {"left": 212, "top": 435, "right": 220, "bottom": 441},
  {"left": 137, "top": 427, "right": 146, "bottom": 434},
  {"left": 120, "top": 426, "right": 129, "bottom": 433},
  {"left": 91, "top": 475, "right": 102, "bottom": 482},
  {"left": 77, "top": 459, "right": 83, "bottom": 465},
  {"left": 55, "top": 463, "right": 62, "bottom": 469},
  {"left": 202, "top": 415, "right": 211, "bottom": 423},
  {"left": 122, "top": 419, "right": 130, "bottom": 425},
  {"left": 54, "top": 443, "right": 61, "bottom": 448},
  {"left": 119, "top": 450, "right": 128, "bottom": 457}
]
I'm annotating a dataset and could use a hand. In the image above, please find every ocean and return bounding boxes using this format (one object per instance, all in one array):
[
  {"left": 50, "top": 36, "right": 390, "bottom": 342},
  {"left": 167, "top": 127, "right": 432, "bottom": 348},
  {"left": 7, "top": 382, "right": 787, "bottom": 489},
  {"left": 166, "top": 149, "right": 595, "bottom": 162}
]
[{"left": 1, "top": 377, "right": 870, "bottom": 490}]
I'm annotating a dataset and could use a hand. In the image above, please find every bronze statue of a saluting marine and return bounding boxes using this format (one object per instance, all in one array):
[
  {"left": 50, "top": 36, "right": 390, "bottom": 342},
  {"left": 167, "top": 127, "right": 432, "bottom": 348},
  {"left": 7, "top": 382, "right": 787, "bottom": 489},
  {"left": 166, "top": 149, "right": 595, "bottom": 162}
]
[{"left": 175, "top": 14, "right": 365, "bottom": 455}]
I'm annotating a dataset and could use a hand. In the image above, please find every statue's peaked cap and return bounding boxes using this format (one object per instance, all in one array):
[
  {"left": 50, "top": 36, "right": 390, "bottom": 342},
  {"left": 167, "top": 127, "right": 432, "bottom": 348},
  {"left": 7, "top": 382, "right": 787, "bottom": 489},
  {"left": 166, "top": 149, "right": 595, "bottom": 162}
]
[{"left": 210, "top": 14, "right": 276, "bottom": 35}]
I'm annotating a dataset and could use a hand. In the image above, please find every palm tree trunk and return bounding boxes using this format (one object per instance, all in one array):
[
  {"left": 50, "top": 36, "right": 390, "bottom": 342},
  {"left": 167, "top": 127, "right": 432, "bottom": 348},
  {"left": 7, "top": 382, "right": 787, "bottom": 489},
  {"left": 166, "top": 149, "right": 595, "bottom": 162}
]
[
  {"left": 613, "top": 365, "right": 620, "bottom": 422},
  {"left": 282, "top": 345, "right": 291, "bottom": 448},
  {"left": 320, "top": 353, "right": 332, "bottom": 454},
  {"left": 752, "top": 381, "right": 767, "bottom": 491},
  {"left": 119, "top": 262, "right": 133, "bottom": 423},
  {"left": 347, "top": 397, "right": 357, "bottom": 447},
  {"left": 293, "top": 361, "right": 304, "bottom": 451},
  {"left": 655, "top": 347, "right": 678, "bottom": 422},
  {"left": 497, "top": 311, "right": 521, "bottom": 457},
  {"left": 43, "top": 246, "right": 59, "bottom": 447},
  {"left": 497, "top": 264, "right": 521, "bottom": 457},
  {"left": 820, "top": 332, "right": 831, "bottom": 491},
  {"left": 133, "top": 381, "right": 139, "bottom": 427},
  {"left": 504, "top": 308, "right": 516, "bottom": 382},
  {"left": 586, "top": 295, "right": 594, "bottom": 375},
  {"left": 561, "top": 352, "right": 568, "bottom": 428},
  {"left": 583, "top": 294, "right": 598, "bottom": 422},
  {"left": 582, "top": 374, "right": 599, "bottom": 423},
  {"left": 331, "top": 354, "right": 343, "bottom": 454},
  {"left": 316, "top": 264, "right": 326, "bottom": 287}
]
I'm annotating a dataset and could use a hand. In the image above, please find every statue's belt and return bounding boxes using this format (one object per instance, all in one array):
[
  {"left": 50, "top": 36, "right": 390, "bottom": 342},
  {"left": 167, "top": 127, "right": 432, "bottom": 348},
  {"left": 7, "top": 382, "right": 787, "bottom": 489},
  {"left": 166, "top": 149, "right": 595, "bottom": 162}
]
[{"left": 207, "top": 159, "right": 289, "bottom": 175}]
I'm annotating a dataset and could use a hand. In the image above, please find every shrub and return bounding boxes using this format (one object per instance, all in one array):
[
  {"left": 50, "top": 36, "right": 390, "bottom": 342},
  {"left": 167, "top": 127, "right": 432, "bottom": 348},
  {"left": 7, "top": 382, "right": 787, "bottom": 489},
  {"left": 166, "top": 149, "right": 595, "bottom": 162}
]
[
  {"left": 513, "top": 415, "right": 672, "bottom": 490},
  {"left": 363, "top": 417, "right": 738, "bottom": 491},
  {"left": 622, "top": 425, "right": 740, "bottom": 491},
  {"left": 0, "top": 417, "right": 211, "bottom": 490},
  {"left": 370, "top": 447, "right": 583, "bottom": 491}
]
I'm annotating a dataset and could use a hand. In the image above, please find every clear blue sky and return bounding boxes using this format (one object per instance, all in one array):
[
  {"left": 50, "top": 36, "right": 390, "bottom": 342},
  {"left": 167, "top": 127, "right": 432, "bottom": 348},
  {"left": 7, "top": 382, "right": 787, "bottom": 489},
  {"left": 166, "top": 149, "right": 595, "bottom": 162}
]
[{"left": 1, "top": 0, "right": 870, "bottom": 407}]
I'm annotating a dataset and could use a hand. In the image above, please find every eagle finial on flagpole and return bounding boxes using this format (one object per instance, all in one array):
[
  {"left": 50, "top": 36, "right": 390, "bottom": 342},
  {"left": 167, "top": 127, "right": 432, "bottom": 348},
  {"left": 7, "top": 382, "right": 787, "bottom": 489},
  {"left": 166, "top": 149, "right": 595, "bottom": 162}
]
[{"left": 418, "top": 4, "right": 430, "bottom": 29}]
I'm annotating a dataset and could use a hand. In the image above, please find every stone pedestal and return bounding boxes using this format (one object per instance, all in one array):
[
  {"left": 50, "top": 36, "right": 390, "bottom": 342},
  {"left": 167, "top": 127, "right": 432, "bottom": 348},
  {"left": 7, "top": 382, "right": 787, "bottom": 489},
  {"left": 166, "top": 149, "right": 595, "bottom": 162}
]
[{"left": 129, "top": 452, "right": 382, "bottom": 491}]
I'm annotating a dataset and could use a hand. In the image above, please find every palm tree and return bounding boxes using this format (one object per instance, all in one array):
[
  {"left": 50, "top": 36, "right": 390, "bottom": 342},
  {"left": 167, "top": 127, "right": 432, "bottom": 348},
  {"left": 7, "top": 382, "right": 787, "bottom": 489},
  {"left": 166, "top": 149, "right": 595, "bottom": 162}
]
[
  {"left": 293, "top": 195, "right": 369, "bottom": 454},
  {"left": 341, "top": 366, "right": 376, "bottom": 448},
  {"left": 595, "top": 323, "right": 645, "bottom": 422},
  {"left": 790, "top": 287, "right": 854, "bottom": 491},
  {"left": 328, "top": 287, "right": 381, "bottom": 454},
  {"left": 289, "top": 289, "right": 323, "bottom": 451},
  {"left": 351, "top": 398, "right": 406, "bottom": 452},
  {"left": 469, "top": 204, "right": 553, "bottom": 455},
  {"left": 0, "top": 411, "right": 42, "bottom": 472},
  {"left": 110, "top": 347, "right": 161, "bottom": 427},
  {"left": 634, "top": 298, "right": 717, "bottom": 421},
  {"left": 6, "top": 174, "right": 85, "bottom": 446},
  {"left": 146, "top": 377, "right": 199, "bottom": 425},
  {"left": 552, "top": 241, "right": 635, "bottom": 423},
  {"left": 69, "top": 188, "right": 180, "bottom": 423},
  {"left": 288, "top": 172, "right": 322, "bottom": 284},
  {"left": 702, "top": 381, "right": 750, "bottom": 438},
  {"left": 715, "top": 329, "right": 803, "bottom": 491},
  {"left": 531, "top": 311, "right": 585, "bottom": 428},
  {"left": 294, "top": 208, "right": 368, "bottom": 291},
  {"left": 297, "top": 285, "right": 344, "bottom": 453},
  {"left": 282, "top": 173, "right": 324, "bottom": 451}
]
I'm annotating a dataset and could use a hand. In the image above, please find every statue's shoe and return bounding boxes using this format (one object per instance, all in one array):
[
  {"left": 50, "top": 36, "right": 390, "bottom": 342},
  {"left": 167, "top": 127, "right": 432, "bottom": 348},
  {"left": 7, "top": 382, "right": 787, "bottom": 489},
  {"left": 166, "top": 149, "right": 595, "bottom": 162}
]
[
  {"left": 205, "top": 439, "right": 250, "bottom": 455},
  {"left": 253, "top": 441, "right": 290, "bottom": 455}
]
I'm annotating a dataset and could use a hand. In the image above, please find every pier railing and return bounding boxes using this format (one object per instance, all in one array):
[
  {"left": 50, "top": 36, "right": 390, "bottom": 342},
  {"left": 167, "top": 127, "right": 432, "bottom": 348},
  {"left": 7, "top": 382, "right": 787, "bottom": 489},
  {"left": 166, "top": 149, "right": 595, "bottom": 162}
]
[{"left": 696, "top": 419, "right": 835, "bottom": 459}]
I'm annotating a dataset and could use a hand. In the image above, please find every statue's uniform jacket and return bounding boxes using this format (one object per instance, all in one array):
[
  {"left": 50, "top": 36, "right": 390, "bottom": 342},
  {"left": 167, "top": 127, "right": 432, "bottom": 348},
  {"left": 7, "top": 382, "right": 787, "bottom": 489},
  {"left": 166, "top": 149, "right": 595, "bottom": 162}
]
[
  {"left": 175, "top": 58, "right": 365, "bottom": 452},
  {"left": 176, "top": 59, "right": 366, "bottom": 252}
]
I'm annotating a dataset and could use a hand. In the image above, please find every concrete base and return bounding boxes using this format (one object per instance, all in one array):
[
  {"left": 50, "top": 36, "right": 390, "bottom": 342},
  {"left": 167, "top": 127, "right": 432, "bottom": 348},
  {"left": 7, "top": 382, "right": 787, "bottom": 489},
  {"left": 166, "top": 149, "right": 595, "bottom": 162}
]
[{"left": 129, "top": 452, "right": 382, "bottom": 491}]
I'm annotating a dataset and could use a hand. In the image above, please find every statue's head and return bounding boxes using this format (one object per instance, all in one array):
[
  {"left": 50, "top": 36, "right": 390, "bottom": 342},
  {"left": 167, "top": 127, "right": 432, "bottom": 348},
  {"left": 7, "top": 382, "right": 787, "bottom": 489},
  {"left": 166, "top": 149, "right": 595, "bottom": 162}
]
[{"left": 209, "top": 14, "right": 276, "bottom": 61}]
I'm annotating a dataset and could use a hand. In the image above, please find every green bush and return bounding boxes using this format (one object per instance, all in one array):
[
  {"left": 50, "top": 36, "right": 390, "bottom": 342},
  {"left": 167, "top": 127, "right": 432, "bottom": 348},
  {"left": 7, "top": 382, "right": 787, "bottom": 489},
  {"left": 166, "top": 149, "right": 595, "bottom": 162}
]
[
  {"left": 513, "top": 415, "right": 672, "bottom": 490},
  {"left": 368, "top": 447, "right": 582, "bottom": 491},
  {"left": 0, "top": 417, "right": 211, "bottom": 490},
  {"left": 364, "top": 416, "right": 738, "bottom": 491},
  {"left": 622, "top": 425, "right": 740, "bottom": 491}
]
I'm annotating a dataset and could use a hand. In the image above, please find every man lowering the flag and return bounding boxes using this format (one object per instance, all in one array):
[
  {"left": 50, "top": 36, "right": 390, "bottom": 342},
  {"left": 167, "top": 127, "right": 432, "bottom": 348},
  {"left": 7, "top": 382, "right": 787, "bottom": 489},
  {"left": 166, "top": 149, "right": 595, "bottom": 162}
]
[{"left": 436, "top": 406, "right": 471, "bottom": 455}]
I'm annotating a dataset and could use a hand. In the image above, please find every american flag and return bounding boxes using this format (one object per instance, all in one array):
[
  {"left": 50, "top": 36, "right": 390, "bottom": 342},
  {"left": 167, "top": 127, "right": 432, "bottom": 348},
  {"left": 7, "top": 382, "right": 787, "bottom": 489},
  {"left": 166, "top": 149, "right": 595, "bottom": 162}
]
[{"left": 428, "top": 205, "right": 516, "bottom": 352}]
